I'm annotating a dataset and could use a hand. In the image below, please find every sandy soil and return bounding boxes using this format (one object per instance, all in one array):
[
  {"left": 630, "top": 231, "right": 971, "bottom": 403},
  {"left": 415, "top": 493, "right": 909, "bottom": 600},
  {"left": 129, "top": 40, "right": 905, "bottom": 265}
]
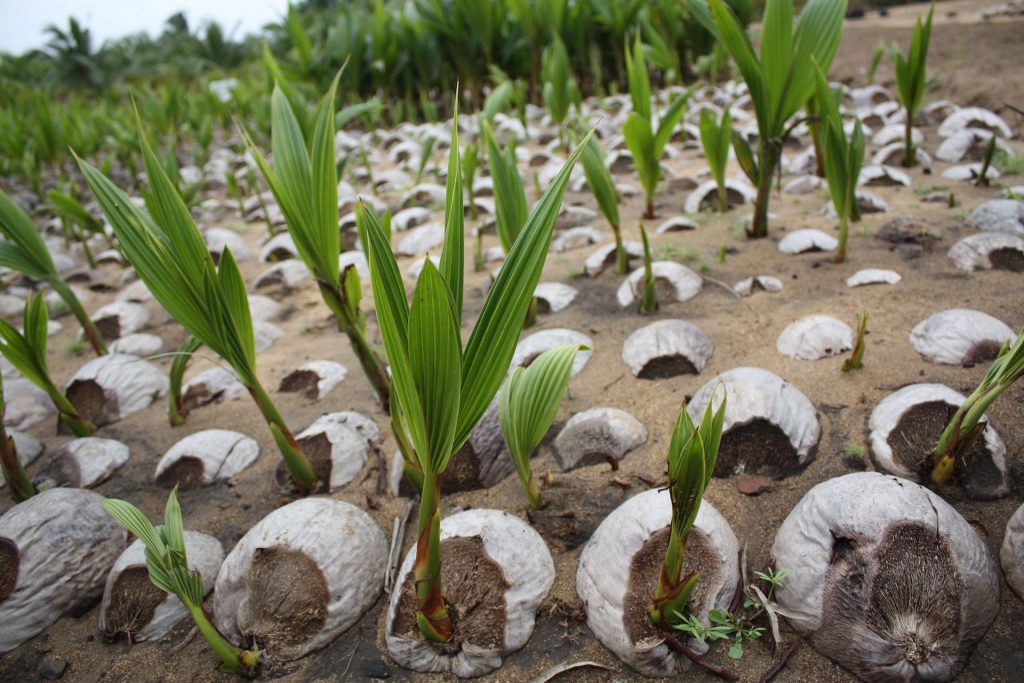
[{"left": 2, "top": 2, "right": 1023, "bottom": 682}]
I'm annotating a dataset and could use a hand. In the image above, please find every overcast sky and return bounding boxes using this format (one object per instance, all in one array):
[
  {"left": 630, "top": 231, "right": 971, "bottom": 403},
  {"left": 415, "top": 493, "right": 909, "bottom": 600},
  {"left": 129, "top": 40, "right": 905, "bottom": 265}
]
[{"left": 0, "top": 0, "right": 289, "bottom": 54}]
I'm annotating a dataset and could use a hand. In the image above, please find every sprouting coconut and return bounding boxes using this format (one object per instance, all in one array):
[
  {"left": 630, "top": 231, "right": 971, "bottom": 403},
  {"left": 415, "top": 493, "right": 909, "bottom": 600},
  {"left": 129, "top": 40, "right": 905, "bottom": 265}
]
[
  {"left": 771, "top": 472, "right": 1000, "bottom": 682},
  {"left": 1, "top": 488, "right": 129, "bottom": 653},
  {"left": 213, "top": 498, "right": 387, "bottom": 661}
]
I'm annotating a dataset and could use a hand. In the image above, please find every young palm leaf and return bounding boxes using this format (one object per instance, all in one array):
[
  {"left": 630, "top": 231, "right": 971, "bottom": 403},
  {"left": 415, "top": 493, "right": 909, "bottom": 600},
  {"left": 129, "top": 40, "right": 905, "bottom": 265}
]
[
  {"left": 76, "top": 124, "right": 317, "bottom": 490},
  {"left": 813, "top": 62, "right": 865, "bottom": 264},
  {"left": 541, "top": 35, "right": 580, "bottom": 148},
  {"left": 168, "top": 335, "right": 202, "bottom": 427},
  {"left": 101, "top": 489, "right": 261, "bottom": 676},
  {"left": 485, "top": 125, "right": 528, "bottom": 255},
  {"left": 930, "top": 328, "right": 1024, "bottom": 484},
  {"left": 0, "top": 374, "right": 37, "bottom": 502},
  {"left": 0, "top": 189, "right": 107, "bottom": 355},
  {"left": 692, "top": 0, "right": 847, "bottom": 237},
  {"left": 892, "top": 5, "right": 934, "bottom": 167},
  {"left": 0, "top": 293, "right": 95, "bottom": 437},
  {"left": 698, "top": 108, "right": 733, "bottom": 212},
  {"left": 579, "top": 134, "right": 626, "bottom": 273},
  {"left": 649, "top": 396, "right": 726, "bottom": 630},
  {"left": 498, "top": 344, "right": 584, "bottom": 510},
  {"left": 842, "top": 310, "right": 867, "bottom": 372},
  {"left": 623, "top": 35, "right": 694, "bottom": 218},
  {"left": 359, "top": 125, "right": 590, "bottom": 643},
  {"left": 640, "top": 224, "right": 657, "bottom": 314},
  {"left": 47, "top": 187, "right": 106, "bottom": 268},
  {"left": 243, "top": 73, "right": 391, "bottom": 408}
]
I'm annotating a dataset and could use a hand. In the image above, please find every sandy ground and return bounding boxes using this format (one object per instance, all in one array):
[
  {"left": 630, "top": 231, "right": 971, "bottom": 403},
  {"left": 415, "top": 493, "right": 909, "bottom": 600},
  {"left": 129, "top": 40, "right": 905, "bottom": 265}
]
[{"left": 2, "top": 2, "right": 1023, "bottom": 682}]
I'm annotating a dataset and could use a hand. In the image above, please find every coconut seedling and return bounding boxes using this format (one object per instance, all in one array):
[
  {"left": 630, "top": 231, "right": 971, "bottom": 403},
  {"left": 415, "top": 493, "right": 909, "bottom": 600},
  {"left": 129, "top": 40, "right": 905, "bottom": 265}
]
[
  {"left": 102, "top": 489, "right": 260, "bottom": 676},
  {"left": 498, "top": 344, "right": 583, "bottom": 510},
  {"left": 0, "top": 293, "right": 96, "bottom": 437},
  {"left": 579, "top": 134, "right": 627, "bottom": 274},
  {"left": 648, "top": 397, "right": 726, "bottom": 631},
  {"left": 77, "top": 125, "right": 317, "bottom": 491},
  {"left": 693, "top": 0, "right": 847, "bottom": 238},
  {"left": 975, "top": 135, "right": 998, "bottom": 187},
  {"left": 360, "top": 119, "right": 587, "bottom": 645},
  {"left": 892, "top": 4, "right": 934, "bottom": 168},
  {"left": 813, "top": 63, "right": 865, "bottom": 264},
  {"left": 930, "top": 326, "right": 1024, "bottom": 485},
  {"left": 167, "top": 335, "right": 201, "bottom": 426},
  {"left": 623, "top": 35, "right": 693, "bottom": 219},
  {"left": 47, "top": 187, "right": 107, "bottom": 269},
  {"left": 698, "top": 108, "right": 733, "bottom": 212},
  {"left": 0, "top": 188, "right": 107, "bottom": 355},
  {"left": 639, "top": 224, "right": 657, "bottom": 314},
  {"left": 244, "top": 74, "right": 391, "bottom": 409},
  {"left": 541, "top": 35, "right": 580, "bottom": 148},
  {"left": 842, "top": 310, "right": 868, "bottom": 372},
  {"left": 0, "top": 374, "right": 36, "bottom": 502}
]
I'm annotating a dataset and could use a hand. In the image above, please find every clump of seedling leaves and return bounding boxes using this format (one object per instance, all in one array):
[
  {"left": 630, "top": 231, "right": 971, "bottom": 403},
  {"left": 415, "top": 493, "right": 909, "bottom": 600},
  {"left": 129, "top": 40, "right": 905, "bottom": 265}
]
[
  {"left": 102, "top": 489, "right": 261, "bottom": 676},
  {"left": 579, "top": 133, "right": 626, "bottom": 273},
  {"left": 0, "top": 374, "right": 37, "bottom": 502},
  {"left": 692, "top": 0, "right": 847, "bottom": 238},
  {"left": 0, "top": 293, "right": 96, "bottom": 436},
  {"left": 842, "top": 310, "right": 868, "bottom": 372},
  {"left": 698, "top": 107, "right": 733, "bottom": 212},
  {"left": 359, "top": 98, "right": 590, "bottom": 641},
  {"left": 930, "top": 326, "right": 1024, "bottom": 484},
  {"left": 648, "top": 398, "right": 726, "bottom": 630},
  {"left": 498, "top": 344, "right": 585, "bottom": 510},
  {"left": 0, "top": 189, "right": 107, "bottom": 355},
  {"left": 891, "top": 4, "right": 934, "bottom": 168},
  {"left": 77, "top": 118, "right": 318, "bottom": 491}
]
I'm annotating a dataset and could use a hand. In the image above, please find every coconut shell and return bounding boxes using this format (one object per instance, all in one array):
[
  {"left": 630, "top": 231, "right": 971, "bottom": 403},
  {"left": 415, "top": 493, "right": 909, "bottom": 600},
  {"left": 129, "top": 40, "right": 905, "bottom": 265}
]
[{"left": 0, "top": 488, "right": 129, "bottom": 653}]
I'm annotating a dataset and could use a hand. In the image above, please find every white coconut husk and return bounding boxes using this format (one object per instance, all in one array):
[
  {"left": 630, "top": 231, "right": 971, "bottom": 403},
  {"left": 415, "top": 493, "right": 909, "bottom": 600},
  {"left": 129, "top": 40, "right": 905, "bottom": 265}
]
[
  {"left": 846, "top": 269, "right": 902, "bottom": 287},
  {"left": 584, "top": 241, "right": 644, "bottom": 276},
  {"left": 154, "top": 430, "right": 261, "bottom": 487},
  {"left": 213, "top": 498, "right": 386, "bottom": 661},
  {"left": 777, "top": 229, "right": 837, "bottom": 255},
  {"left": 909, "top": 309, "right": 1016, "bottom": 365},
  {"left": 1002, "top": 503, "right": 1024, "bottom": 603},
  {"left": 621, "top": 320, "right": 714, "bottom": 378},
  {"left": 866, "top": 383, "right": 1009, "bottom": 499},
  {"left": 278, "top": 360, "right": 348, "bottom": 400},
  {"left": 385, "top": 509, "right": 554, "bottom": 677},
  {"left": 655, "top": 216, "right": 699, "bottom": 233},
  {"left": 43, "top": 437, "right": 130, "bottom": 488},
  {"left": 683, "top": 179, "right": 755, "bottom": 214},
  {"left": 511, "top": 329, "right": 593, "bottom": 378},
  {"left": 771, "top": 472, "right": 1000, "bottom": 681},
  {"left": 392, "top": 206, "right": 434, "bottom": 232},
  {"left": 181, "top": 366, "right": 246, "bottom": 411},
  {"left": 577, "top": 489, "right": 739, "bottom": 677},
  {"left": 259, "top": 233, "right": 298, "bottom": 262},
  {"left": 937, "top": 107, "right": 1014, "bottom": 139},
  {"left": 252, "top": 260, "right": 310, "bottom": 289},
  {"left": 733, "top": 276, "right": 783, "bottom": 296},
  {"left": 205, "top": 228, "right": 252, "bottom": 261},
  {"left": 2, "top": 378, "right": 55, "bottom": 431},
  {"left": 293, "top": 412, "right": 378, "bottom": 492},
  {"left": 0, "top": 488, "right": 129, "bottom": 653},
  {"left": 89, "top": 301, "right": 150, "bottom": 340},
  {"left": 948, "top": 233, "right": 1024, "bottom": 272},
  {"left": 64, "top": 354, "right": 169, "bottom": 427},
  {"left": 686, "top": 367, "right": 820, "bottom": 474},
  {"left": 964, "top": 200, "right": 1024, "bottom": 236},
  {"left": 98, "top": 531, "right": 224, "bottom": 641},
  {"left": 553, "top": 407, "right": 648, "bottom": 470},
  {"left": 551, "top": 227, "right": 605, "bottom": 252},
  {"left": 616, "top": 263, "right": 703, "bottom": 308},
  {"left": 107, "top": 333, "right": 164, "bottom": 357},
  {"left": 776, "top": 315, "right": 853, "bottom": 361}
]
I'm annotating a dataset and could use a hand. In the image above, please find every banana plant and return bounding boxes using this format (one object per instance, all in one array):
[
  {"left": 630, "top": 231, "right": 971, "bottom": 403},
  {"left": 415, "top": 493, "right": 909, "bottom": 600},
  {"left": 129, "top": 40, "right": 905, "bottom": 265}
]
[
  {"left": 359, "top": 115, "right": 589, "bottom": 642},
  {"left": 102, "top": 489, "right": 261, "bottom": 676},
  {"left": 541, "top": 34, "right": 579, "bottom": 148},
  {"left": 692, "top": 0, "right": 847, "bottom": 238},
  {"left": 579, "top": 134, "right": 626, "bottom": 274},
  {"left": 77, "top": 122, "right": 318, "bottom": 491},
  {"left": 623, "top": 34, "right": 693, "bottom": 218},
  {"left": 813, "top": 62, "right": 864, "bottom": 264},
  {"left": 498, "top": 344, "right": 583, "bottom": 510},
  {"left": 930, "top": 329, "right": 1024, "bottom": 485},
  {"left": 244, "top": 73, "right": 391, "bottom": 409},
  {"left": 0, "top": 293, "right": 96, "bottom": 437},
  {"left": 892, "top": 5, "right": 934, "bottom": 168},
  {"left": 698, "top": 108, "right": 733, "bottom": 212},
  {"left": 649, "top": 396, "right": 726, "bottom": 631},
  {"left": 0, "top": 189, "right": 107, "bottom": 355},
  {"left": 0, "top": 374, "right": 38, "bottom": 502}
]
